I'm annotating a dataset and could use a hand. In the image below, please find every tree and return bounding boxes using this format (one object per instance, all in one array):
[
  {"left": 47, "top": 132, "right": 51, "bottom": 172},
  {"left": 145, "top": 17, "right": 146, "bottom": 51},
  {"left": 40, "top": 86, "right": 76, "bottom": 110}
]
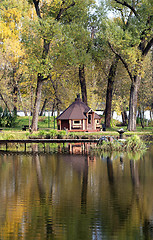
[
  {"left": 90, "top": 4, "right": 121, "bottom": 128},
  {"left": 23, "top": 0, "right": 76, "bottom": 131},
  {"left": 55, "top": 1, "right": 95, "bottom": 105},
  {"left": 104, "top": 0, "right": 153, "bottom": 130},
  {"left": 0, "top": 0, "right": 30, "bottom": 113},
  {"left": 23, "top": 0, "right": 94, "bottom": 131},
  {"left": 137, "top": 53, "right": 153, "bottom": 127}
]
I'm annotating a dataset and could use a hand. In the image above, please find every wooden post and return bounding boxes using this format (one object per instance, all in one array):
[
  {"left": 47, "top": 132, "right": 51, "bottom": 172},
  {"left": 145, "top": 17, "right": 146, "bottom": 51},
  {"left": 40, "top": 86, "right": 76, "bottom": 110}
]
[
  {"left": 25, "top": 143, "right": 26, "bottom": 152},
  {"left": 83, "top": 143, "right": 85, "bottom": 154},
  {"left": 69, "top": 144, "right": 72, "bottom": 154},
  {"left": 69, "top": 120, "right": 71, "bottom": 130}
]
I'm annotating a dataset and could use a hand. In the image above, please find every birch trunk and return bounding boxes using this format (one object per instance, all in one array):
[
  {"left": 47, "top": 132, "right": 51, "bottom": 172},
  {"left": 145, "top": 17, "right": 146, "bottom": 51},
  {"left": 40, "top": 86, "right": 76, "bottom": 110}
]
[
  {"left": 128, "top": 75, "right": 141, "bottom": 131},
  {"left": 31, "top": 75, "right": 43, "bottom": 131}
]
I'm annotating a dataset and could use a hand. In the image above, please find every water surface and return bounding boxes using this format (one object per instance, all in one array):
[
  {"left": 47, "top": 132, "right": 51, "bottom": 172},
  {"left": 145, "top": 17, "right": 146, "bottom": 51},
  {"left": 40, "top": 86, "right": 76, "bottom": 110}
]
[{"left": 0, "top": 145, "right": 153, "bottom": 240}]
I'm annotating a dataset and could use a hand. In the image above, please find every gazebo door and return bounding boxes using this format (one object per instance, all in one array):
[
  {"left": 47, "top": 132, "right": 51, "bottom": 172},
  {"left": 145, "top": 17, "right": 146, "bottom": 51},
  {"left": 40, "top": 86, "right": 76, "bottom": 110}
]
[
  {"left": 61, "top": 120, "right": 69, "bottom": 130},
  {"left": 88, "top": 113, "right": 92, "bottom": 129}
]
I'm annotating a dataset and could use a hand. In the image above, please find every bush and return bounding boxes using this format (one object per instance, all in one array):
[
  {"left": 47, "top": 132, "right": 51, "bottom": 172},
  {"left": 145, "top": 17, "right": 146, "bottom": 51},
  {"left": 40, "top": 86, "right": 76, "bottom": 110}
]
[
  {"left": 126, "top": 135, "right": 145, "bottom": 151},
  {"left": 38, "top": 130, "right": 47, "bottom": 138},
  {"left": 49, "top": 129, "right": 58, "bottom": 138},
  {"left": 95, "top": 135, "right": 146, "bottom": 152},
  {"left": 0, "top": 107, "right": 17, "bottom": 127},
  {"left": 57, "top": 130, "right": 66, "bottom": 139}
]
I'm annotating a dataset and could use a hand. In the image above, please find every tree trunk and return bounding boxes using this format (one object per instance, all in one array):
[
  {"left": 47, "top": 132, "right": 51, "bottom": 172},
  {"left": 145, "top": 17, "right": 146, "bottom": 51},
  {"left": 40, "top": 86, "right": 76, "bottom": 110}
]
[
  {"left": 105, "top": 56, "right": 119, "bottom": 128},
  {"left": 31, "top": 84, "right": 34, "bottom": 116},
  {"left": 12, "top": 68, "right": 18, "bottom": 114},
  {"left": 128, "top": 75, "right": 141, "bottom": 131},
  {"left": 0, "top": 93, "right": 11, "bottom": 113},
  {"left": 79, "top": 65, "right": 87, "bottom": 105},
  {"left": 56, "top": 101, "right": 60, "bottom": 116},
  {"left": 31, "top": 0, "right": 76, "bottom": 131},
  {"left": 17, "top": 86, "right": 27, "bottom": 116},
  {"left": 121, "top": 110, "right": 128, "bottom": 126},
  {"left": 51, "top": 100, "right": 55, "bottom": 116},
  {"left": 31, "top": 75, "right": 43, "bottom": 131},
  {"left": 138, "top": 106, "right": 144, "bottom": 128},
  {"left": 13, "top": 85, "right": 18, "bottom": 114},
  {"left": 150, "top": 110, "right": 152, "bottom": 121},
  {"left": 40, "top": 98, "right": 47, "bottom": 116}
]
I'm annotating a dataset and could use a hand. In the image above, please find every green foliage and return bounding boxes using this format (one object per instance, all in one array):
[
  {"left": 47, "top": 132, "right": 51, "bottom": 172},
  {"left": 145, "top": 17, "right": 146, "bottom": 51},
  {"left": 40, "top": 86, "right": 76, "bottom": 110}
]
[
  {"left": 49, "top": 129, "right": 58, "bottom": 138},
  {"left": 57, "top": 130, "right": 66, "bottom": 138},
  {"left": 96, "top": 135, "right": 147, "bottom": 152},
  {"left": 29, "top": 129, "right": 66, "bottom": 139},
  {"left": 126, "top": 135, "right": 146, "bottom": 151},
  {"left": 0, "top": 107, "right": 17, "bottom": 127},
  {"left": 58, "top": 130, "right": 66, "bottom": 136},
  {"left": 126, "top": 151, "right": 144, "bottom": 161},
  {"left": 0, "top": 132, "right": 27, "bottom": 140},
  {"left": 96, "top": 140, "right": 123, "bottom": 151},
  {"left": 38, "top": 130, "right": 47, "bottom": 137}
]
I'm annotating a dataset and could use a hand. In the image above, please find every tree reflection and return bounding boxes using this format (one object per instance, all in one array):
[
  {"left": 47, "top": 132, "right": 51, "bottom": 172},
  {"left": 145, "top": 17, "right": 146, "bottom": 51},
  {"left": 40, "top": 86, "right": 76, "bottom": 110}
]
[
  {"left": 107, "top": 156, "right": 114, "bottom": 185},
  {"left": 81, "top": 155, "right": 88, "bottom": 214},
  {"left": 32, "top": 144, "right": 54, "bottom": 239},
  {"left": 130, "top": 160, "right": 140, "bottom": 187},
  {"left": 130, "top": 158, "right": 153, "bottom": 240},
  {"left": 1, "top": 148, "right": 153, "bottom": 239},
  {"left": 106, "top": 155, "right": 136, "bottom": 231}
]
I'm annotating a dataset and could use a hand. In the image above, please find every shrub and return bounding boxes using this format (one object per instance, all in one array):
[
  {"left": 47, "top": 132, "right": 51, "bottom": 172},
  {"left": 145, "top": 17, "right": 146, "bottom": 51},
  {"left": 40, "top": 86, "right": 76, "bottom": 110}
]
[
  {"left": 126, "top": 135, "right": 145, "bottom": 151},
  {"left": 0, "top": 107, "right": 17, "bottom": 127},
  {"left": 57, "top": 130, "right": 66, "bottom": 139},
  {"left": 95, "top": 135, "right": 146, "bottom": 152},
  {"left": 59, "top": 130, "right": 66, "bottom": 136},
  {"left": 49, "top": 129, "right": 58, "bottom": 138},
  {"left": 38, "top": 130, "right": 47, "bottom": 138}
]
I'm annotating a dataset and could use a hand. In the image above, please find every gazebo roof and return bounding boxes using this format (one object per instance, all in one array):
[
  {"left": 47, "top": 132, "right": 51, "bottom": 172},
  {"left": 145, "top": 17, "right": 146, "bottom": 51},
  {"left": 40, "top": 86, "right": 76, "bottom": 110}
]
[{"left": 57, "top": 95, "right": 101, "bottom": 120}]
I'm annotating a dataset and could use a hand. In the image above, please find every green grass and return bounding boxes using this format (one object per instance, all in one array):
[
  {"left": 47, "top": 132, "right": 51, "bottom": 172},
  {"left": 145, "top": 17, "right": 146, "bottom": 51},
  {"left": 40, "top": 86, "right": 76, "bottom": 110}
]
[
  {"left": 0, "top": 116, "right": 152, "bottom": 140},
  {"left": 2, "top": 116, "right": 57, "bottom": 131}
]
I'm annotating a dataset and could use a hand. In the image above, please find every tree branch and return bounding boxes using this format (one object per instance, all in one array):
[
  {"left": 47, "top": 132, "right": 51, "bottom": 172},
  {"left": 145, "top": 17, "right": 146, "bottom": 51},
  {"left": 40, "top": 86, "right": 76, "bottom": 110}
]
[
  {"left": 139, "top": 16, "right": 153, "bottom": 53},
  {"left": 114, "top": 0, "right": 140, "bottom": 20},
  {"left": 56, "top": 1, "right": 75, "bottom": 21},
  {"left": 142, "top": 37, "right": 153, "bottom": 56},
  {"left": 42, "top": 75, "right": 50, "bottom": 82},
  {"left": 108, "top": 41, "right": 133, "bottom": 81},
  {"left": 33, "top": 0, "right": 41, "bottom": 19}
]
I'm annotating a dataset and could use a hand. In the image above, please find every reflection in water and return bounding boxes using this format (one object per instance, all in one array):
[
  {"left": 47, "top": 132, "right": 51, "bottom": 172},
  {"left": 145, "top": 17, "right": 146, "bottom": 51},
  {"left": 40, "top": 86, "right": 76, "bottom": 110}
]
[
  {"left": 32, "top": 144, "right": 54, "bottom": 239},
  {"left": 107, "top": 156, "right": 114, "bottom": 184},
  {"left": 81, "top": 156, "right": 88, "bottom": 214},
  {"left": 106, "top": 155, "right": 133, "bottom": 231},
  {"left": 130, "top": 160, "right": 140, "bottom": 187},
  {"left": 130, "top": 158, "right": 153, "bottom": 240},
  {"left": 0, "top": 146, "right": 153, "bottom": 239}
]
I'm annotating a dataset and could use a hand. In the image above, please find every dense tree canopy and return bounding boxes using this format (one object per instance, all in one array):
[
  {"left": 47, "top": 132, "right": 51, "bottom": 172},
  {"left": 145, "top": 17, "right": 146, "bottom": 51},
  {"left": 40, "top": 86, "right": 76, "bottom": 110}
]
[{"left": 0, "top": 0, "right": 153, "bottom": 130}]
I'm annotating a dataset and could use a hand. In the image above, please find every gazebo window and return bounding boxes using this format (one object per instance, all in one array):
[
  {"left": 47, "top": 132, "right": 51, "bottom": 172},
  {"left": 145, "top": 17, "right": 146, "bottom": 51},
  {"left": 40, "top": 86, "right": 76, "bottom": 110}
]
[{"left": 73, "top": 120, "right": 81, "bottom": 125}]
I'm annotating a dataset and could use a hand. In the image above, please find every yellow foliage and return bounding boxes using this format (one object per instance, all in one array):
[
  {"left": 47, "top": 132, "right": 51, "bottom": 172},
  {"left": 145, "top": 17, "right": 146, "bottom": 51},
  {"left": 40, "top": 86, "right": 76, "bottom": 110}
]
[
  {"left": 0, "top": 6, "right": 25, "bottom": 66},
  {"left": 3, "top": 38, "right": 25, "bottom": 65}
]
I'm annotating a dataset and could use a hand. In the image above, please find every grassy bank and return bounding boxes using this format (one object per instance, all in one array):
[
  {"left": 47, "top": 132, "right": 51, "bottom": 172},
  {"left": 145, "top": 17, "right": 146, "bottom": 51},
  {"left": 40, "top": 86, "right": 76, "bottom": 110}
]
[{"left": 0, "top": 116, "right": 152, "bottom": 140}]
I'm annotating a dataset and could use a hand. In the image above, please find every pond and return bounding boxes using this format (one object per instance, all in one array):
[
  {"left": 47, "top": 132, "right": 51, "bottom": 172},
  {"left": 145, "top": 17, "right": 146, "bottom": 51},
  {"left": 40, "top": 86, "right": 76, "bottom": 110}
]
[{"left": 0, "top": 144, "right": 153, "bottom": 240}]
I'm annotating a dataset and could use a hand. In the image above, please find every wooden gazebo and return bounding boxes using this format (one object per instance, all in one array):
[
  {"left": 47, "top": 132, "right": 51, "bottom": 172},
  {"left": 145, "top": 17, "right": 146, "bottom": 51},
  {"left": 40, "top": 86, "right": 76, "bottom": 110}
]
[{"left": 57, "top": 95, "right": 101, "bottom": 132}]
